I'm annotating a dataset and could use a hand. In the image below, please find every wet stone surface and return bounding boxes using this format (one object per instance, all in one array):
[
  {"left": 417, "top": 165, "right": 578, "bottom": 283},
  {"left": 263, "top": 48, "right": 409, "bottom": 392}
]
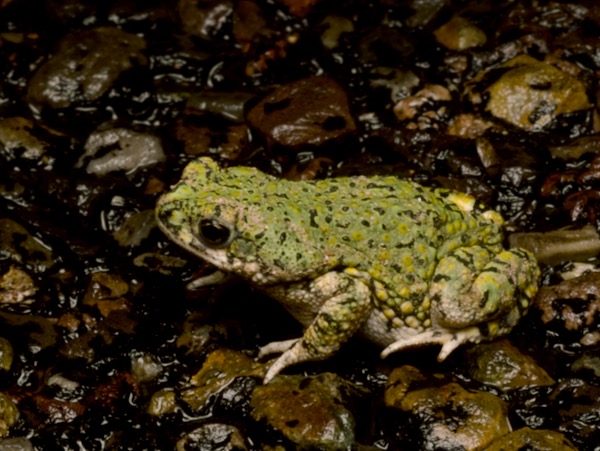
[
  {"left": 249, "top": 373, "right": 364, "bottom": 450},
  {"left": 466, "top": 55, "right": 592, "bottom": 132},
  {"left": 1, "top": 0, "right": 600, "bottom": 448},
  {"left": 27, "top": 27, "right": 147, "bottom": 109},
  {"left": 463, "top": 339, "right": 555, "bottom": 391},
  {"left": 245, "top": 76, "right": 357, "bottom": 149},
  {"left": 385, "top": 366, "right": 511, "bottom": 450}
]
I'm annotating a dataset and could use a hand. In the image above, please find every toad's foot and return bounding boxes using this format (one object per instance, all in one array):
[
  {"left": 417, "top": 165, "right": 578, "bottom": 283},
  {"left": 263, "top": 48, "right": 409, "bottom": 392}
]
[
  {"left": 186, "top": 270, "right": 231, "bottom": 290},
  {"left": 262, "top": 338, "right": 319, "bottom": 383},
  {"left": 258, "top": 339, "right": 299, "bottom": 358},
  {"left": 260, "top": 272, "right": 372, "bottom": 383},
  {"left": 380, "top": 326, "right": 481, "bottom": 361}
]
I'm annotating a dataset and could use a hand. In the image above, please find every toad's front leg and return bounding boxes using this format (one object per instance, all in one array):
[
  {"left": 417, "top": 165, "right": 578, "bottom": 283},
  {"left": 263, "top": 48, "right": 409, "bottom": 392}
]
[{"left": 260, "top": 271, "right": 372, "bottom": 383}]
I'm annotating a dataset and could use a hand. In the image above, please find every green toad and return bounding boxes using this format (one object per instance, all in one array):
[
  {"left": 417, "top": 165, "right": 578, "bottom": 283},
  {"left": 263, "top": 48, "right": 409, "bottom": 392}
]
[{"left": 156, "top": 157, "right": 540, "bottom": 382}]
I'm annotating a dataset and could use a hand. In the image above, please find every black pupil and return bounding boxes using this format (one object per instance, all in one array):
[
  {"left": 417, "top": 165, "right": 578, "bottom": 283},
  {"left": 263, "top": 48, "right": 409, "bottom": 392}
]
[{"left": 199, "top": 219, "right": 231, "bottom": 246}]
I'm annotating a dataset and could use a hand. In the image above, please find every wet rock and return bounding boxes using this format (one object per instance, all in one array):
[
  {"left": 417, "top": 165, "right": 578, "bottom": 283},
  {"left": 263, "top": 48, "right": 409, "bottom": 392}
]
[
  {"left": 549, "top": 134, "right": 600, "bottom": 161},
  {"left": 385, "top": 366, "right": 510, "bottom": 450},
  {"left": 487, "top": 427, "right": 577, "bottom": 450},
  {"left": 549, "top": 378, "right": 600, "bottom": 447},
  {"left": 0, "top": 117, "right": 48, "bottom": 160},
  {"left": 113, "top": 209, "right": 155, "bottom": 247},
  {"left": 474, "top": 137, "right": 502, "bottom": 169},
  {"left": 56, "top": 272, "right": 136, "bottom": 360},
  {"left": 0, "top": 392, "right": 19, "bottom": 438},
  {"left": 47, "top": 374, "right": 81, "bottom": 394},
  {"left": 509, "top": 226, "right": 600, "bottom": 265},
  {"left": 131, "top": 352, "right": 162, "bottom": 383},
  {"left": 369, "top": 67, "right": 420, "bottom": 104},
  {"left": 0, "top": 219, "right": 55, "bottom": 272},
  {"left": 246, "top": 76, "right": 356, "bottom": 148},
  {"left": 446, "top": 113, "right": 496, "bottom": 139},
  {"left": 320, "top": 15, "right": 354, "bottom": 49},
  {"left": 176, "top": 310, "right": 223, "bottom": 356},
  {"left": 0, "top": 437, "right": 35, "bottom": 451},
  {"left": 30, "top": 393, "right": 86, "bottom": 424},
  {"left": 82, "top": 299, "right": 135, "bottom": 335},
  {"left": 41, "top": 0, "right": 99, "bottom": 25},
  {"left": 567, "top": 155, "right": 600, "bottom": 188},
  {"left": 181, "top": 349, "right": 263, "bottom": 412},
  {"left": 443, "top": 52, "right": 470, "bottom": 76},
  {"left": 582, "top": 331, "right": 600, "bottom": 347},
  {"left": 0, "top": 338, "right": 13, "bottom": 372},
  {"left": 58, "top": 328, "right": 95, "bottom": 362},
  {"left": 405, "top": 0, "right": 450, "bottom": 28},
  {"left": 186, "top": 91, "right": 255, "bottom": 123},
  {"left": 133, "top": 252, "right": 188, "bottom": 276},
  {"left": 176, "top": 423, "right": 248, "bottom": 451},
  {"left": 85, "top": 372, "right": 138, "bottom": 412},
  {"left": 77, "top": 128, "right": 165, "bottom": 176},
  {"left": 178, "top": 0, "right": 233, "bottom": 40},
  {"left": 274, "top": 0, "right": 321, "bottom": 17},
  {"left": 358, "top": 27, "right": 415, "bottom": 66},
  {"left": 564, "top": 189, "right": 600, "bottom": 223},
  {"left": 572, "top": 350, "right": 600, "bottom": 378},
  {"left": 433, "top": 16, "right": 486, "bottom": 51},
  {"left": 232, "top": 0, "right": 269, "bottom": 45},
  {"left": 243, "top": 36, "right": 293, "bottom": 77},
  {"left": 250, "top": 373, "right": 362, "bottom": 450},
  {"left": 174, "top": 110, "right": 250, "bottom": 159},
  {"left": 27, "top": 27, "right": 147, "bottom": 109},
  {"left": 481, "top": 136, "right": 542, "bottom": 194},
  {"left": 0, "top": 312, "right": 57, "bottom": 350},
  {"left": 540, "top": 149, "right": 600, "bottom": 223},
  {"left": 464, "top": 340, "right": 554, "bottom": 391},
  {"left": 497, "top": 1, "right": 596, "bottom": 43},
  {"left": 467, "top": 55, "right": 591, "bottom": 131},
  {"left": 384, "top": 365, "right": 428, "bottom": 407},
  {"left": 147, "top": 389, "right": 178, "bottom": 416},
  {"left": 82, "top": 272, "right": 129, "bottom": 308},
  {"left": 393, "top": 84, "right": 451, "bottom": 129},
  {"left": 0, "top": 265, "right": 36, "bottom": 305},
  {"left": 535, "top": 270, "right": 600, "bottom": 333},
  {"left": 284, "top": 156, "right": 335, "bottom": 181}
]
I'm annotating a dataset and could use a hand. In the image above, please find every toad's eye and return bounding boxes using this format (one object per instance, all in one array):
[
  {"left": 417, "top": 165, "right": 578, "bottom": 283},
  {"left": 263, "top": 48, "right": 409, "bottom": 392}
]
[{"left": 197, "top": 218, "right": 235, "bottom": 248}]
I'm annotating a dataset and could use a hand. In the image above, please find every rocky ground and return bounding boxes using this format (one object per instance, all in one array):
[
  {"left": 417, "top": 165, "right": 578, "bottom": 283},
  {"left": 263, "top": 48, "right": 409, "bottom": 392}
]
[{"left": 1, "top": 0, "right": 600, "bottom": 449}]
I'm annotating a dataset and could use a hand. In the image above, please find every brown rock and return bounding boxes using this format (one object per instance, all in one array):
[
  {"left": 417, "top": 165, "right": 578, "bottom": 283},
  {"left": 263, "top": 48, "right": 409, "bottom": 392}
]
[
  {"left": 246, "top": 76, "right": 356, "bottom": 148},
  {"left": 433, "top": 16, "right": 486, "bottom": 51},
  {"left": 487, "top": 427, "right": 578, "bottom": 450},
  {"left": 386, "top": 371, "right": 510, "bottom": 450},
  {"left": 274, "top": 0, "right": 321, "bottom": 16},
  {"left": 250, "top": 373, "right": 363, "bottom": 450},
  {"left": 535, "top": 270, "right": 600, "bottom": 331},
  {"left": 467, "top": 55, "right": 591, "bottom": 131},
  {"left": 465, "top": 339, "right": 554, "bottom": 391}
]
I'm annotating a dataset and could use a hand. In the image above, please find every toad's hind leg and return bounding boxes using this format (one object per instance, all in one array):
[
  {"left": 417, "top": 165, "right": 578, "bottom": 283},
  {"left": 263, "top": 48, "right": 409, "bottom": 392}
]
[
  {"left": 430, "top": 246, "right": 539, "bottom": 330},
  {"left": 382, "top": 246, "right": 539, "bottom": 360},
  {"left": 261, "top": 272, "right": 372, "bottom": 383}
]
